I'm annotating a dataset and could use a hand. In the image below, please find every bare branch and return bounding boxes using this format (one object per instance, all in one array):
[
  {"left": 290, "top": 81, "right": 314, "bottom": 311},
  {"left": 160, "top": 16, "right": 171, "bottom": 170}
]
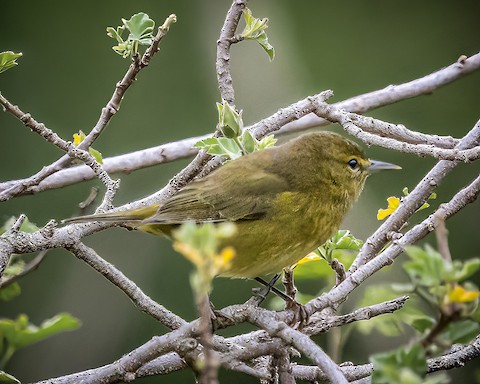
[
  {"left": 350, "top": 118, "right": 480, "bottom": 271},
  {"left": 303, "top": 296, "right": 409, "bottom": 336},
  {"left": 282, "top": 52, "right": 480, "bottom": 139},
  {"left": 0, "top": 134, "right": 204, "bottom": 196},
  {"left": 2, "top": 51, "right": 479, "bottom": 197},
  {"left": 0, "top": 14, "right": 176, "bottom": 201},
  {"left": 311, "top": 99, "right": 480, "bottom": 161},
  {"left": 247, "top": 310, "right": 349, "bottom": 384},
  {"left": 216, "top": 0, "right": 248, "bottom": 104},
  {"left": 305, "top": 169, "right": 480, "bottom": 319},
  {"left": 67, "top": 241, "right": 186, "bottom": 330}
]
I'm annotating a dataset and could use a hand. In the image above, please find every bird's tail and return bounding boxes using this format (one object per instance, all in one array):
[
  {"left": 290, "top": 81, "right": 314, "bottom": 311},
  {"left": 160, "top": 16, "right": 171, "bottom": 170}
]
[{"left": 62, "top": 204, "right": 160, "bottom": 225}]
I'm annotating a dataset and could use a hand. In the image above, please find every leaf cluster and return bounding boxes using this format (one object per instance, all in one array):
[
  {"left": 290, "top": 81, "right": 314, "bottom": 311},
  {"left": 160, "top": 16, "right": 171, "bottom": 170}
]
[
  {"left": 106, "top": 13, "right": 155, "bottom": 58},
  {"left": 195, "top": 100, "right": 277, "bottom": 160}
]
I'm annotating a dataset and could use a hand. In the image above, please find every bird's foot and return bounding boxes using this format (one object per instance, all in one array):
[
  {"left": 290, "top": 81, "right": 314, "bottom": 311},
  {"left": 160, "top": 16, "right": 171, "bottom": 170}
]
[
  {"left": 285, "top": 299, "right": 309, "bottom": 329},
  {"left": 209, "top": 302, "right": 235, "bottom": 330}
]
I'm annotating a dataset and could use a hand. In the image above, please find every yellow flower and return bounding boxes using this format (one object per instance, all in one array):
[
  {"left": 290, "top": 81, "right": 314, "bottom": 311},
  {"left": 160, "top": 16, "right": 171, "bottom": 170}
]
[
  {"left": 214, "top": 246, "right": 236, "bottom": 272},
  {"left": 296, "top": 252, "right": 322, "bottom": 265},
  {"left": 448, "top": 284, "right": 480, "bottom": 303},
  {"left": 73, "top": 130, "right": 86, "bottom": 146},
  {"left": 377, "top": 196, "right": 400, "bottom": 220}
]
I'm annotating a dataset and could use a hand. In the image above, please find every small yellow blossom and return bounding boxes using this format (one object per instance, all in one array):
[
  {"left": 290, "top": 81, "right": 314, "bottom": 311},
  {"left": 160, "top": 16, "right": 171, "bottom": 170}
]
[
  {"left": 297, "top": 252, "right": 322, "bottom": 265},
  {"left": 214, "top": 246, "right": 236, "bottom": 272},
  {"left": 448, "top": 284, "right": 480, "bottom": 303},
  {"left": 377, "top": 196, "right": 400, "bottom": 220},
  {"left": 73, "top": 130, "right": 86, "bottom": 146}
]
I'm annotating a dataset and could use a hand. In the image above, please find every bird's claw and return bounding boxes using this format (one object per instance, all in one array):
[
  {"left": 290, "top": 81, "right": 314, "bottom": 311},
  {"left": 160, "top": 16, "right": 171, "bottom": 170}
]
[{"left": 286, "top": 300, "right": 309, "bottom": 329}]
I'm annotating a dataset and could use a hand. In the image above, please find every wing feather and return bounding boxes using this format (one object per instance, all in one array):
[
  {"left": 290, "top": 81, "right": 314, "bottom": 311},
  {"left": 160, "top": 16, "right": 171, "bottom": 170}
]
[{"left": 143, "top": 159, "right": 288, "bottom": 224}]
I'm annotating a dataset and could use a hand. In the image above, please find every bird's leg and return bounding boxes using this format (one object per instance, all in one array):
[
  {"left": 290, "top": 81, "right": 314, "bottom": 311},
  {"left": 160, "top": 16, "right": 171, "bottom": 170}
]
[
  {"left": 252, "top": 274, "right": 293, "bottom": 305},
  {"left": 208, "top": 300, "right": 235, "bottom": 330},
  {"left": 283, "top": 267, "right": 309, "bottom": 327},
  {"left": 282, "top": 268, "right": 298, "bottom": 310}
]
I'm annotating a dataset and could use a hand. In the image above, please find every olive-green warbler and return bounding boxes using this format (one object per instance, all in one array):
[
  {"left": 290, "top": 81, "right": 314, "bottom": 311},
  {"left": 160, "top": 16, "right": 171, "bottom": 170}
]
[{"left": 65, "top": 132, "right": 399, "bottom": 278}]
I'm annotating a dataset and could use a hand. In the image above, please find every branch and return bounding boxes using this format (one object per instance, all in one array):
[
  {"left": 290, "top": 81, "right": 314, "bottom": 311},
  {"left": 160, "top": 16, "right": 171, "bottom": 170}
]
[
  {"left": 312, "top": 99, "right": 480, "bottom": 161},
  {"left": 281, "top": 52, "right": 480, "bottom": 138},
  {"left": 350, "top": 118, "right": 480, "bottom": 271},
  {"left": 292, "top": 335, "right": 480, "bottom": 382},
  {"left": 0, "top": 94, "right": 120, "bottom": 209},
  {"left": 0, "top": 134, "right": 204, "bottom": 196},
  {"left": 216, "top": 0, "right": 247, "bottom": 104},
  {"left": 0, "top": 14, "right": 176, "bottom": 201},
  {"left": 247, "top": 309, "right": 349, "bottom": 384},
  {"left": 2, "top": 53, "right": 479, "bottom": 198},
  {"left": 303, "top": 296, "right": 409, "bottom": 336},
  {"left": 67, "top": 241, "right": 186, "bottom": 330},
  {"left": 304, "top": 168, "right": 480, "bottom": 319}
]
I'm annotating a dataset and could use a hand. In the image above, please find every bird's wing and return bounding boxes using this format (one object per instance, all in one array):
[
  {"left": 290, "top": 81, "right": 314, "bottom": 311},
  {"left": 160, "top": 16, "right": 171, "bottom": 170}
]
[{"left": 144, "top": 163, "right": 288, "bottom": 224}]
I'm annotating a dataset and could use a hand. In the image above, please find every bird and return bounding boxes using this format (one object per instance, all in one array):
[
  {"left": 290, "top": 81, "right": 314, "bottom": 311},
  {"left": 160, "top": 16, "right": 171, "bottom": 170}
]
[{"left": 63, "top": 131, "right": 400, "bottom": 279}]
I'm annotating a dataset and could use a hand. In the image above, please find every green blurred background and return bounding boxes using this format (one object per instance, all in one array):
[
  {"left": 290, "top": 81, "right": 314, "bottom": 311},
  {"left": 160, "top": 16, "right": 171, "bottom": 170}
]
[{"left": 1, "top": 1, "right": 479, "bottom": 382}]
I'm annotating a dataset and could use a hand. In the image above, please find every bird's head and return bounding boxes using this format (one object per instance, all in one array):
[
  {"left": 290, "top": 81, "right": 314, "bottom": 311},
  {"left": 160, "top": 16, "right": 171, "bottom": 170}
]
[{"left": 279, "top": 132, "right": 400, "bottom": 200}]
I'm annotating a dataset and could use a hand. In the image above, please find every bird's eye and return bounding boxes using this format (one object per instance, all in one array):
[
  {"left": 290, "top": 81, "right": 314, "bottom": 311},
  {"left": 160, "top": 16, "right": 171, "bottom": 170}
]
[{"left": 348, "top": 158, "right": 358, "bottom": 169}]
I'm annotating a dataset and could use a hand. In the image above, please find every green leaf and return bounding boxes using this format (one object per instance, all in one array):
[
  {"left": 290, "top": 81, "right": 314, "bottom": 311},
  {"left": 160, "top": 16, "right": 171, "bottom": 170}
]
[
  {"left": 217, "top": 137, "right": 243, "bottom": 159},
  {"left": 407, "top": 314, "right": 435, "bottom": 334},
  {"left": 0, "top": 371, "right": 20, "bottom": 383},
  {"left": 0, "top": 283, "right": 21, "bottom": 302},
  {"left": 242, "top": 8, "right": 268, "bottom": 38},
  {"left": 107, "top": 13, "right": 155, "bottom": 57},
  {"left": 194, "top": 137, "right": 243, "bottom": 159},
  {"left": 0, "top": 52, "right": 22, "bottom": 74},
  {"left": 316, "top": 230, "right": 363, "bottom": 263},
  {"left": 217, "top": 100, "right": 243, "bottom": 138},
  {"left": 257, "top": 134, "right": 277, "bottom": 150},
  {"left": 88, "top": 147, "right": 103, "bottom": 164},
  {"left": 240, "top": 130, "right": 256, "bottom": 154},
  {"left": 444, "top": 258, "right": 480, "bottom": 283},
  {"left": 241, "top": 8, "right": 275, "bottom": 61},
  {"left": 403, "top": 245, "right": 445, "bottom": 287},
  {"left": 0, "top": 313, "right": 81, "bottom": 350},
  {"left": 441, "top": 320, "right": 480, "bottom": 344},
  {"left": 371, "top": 344, "right": 427, "bottom": 384},
  {"left": 123, "top": 13, "right": 155, "bottom": 43},
  {"left": 106, "top": 26, "right": 125, "bottom": 43},
  {"left": 255, "top": 31, "right": 275, "bottom": 61}
]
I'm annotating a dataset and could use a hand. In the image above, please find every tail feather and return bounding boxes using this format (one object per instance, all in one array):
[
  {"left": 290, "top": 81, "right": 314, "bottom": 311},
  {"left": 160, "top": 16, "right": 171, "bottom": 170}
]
[{"left": 62, "top": 204, "right": 160, "bottom": 225}]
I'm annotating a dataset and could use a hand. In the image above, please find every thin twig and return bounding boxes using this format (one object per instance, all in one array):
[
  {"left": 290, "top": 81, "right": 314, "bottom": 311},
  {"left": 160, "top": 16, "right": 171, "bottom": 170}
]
[
  {"left": 0, "top": 93, "right": 119, "bottom": 208},
  {"left": 434, "top": 214, "right": 452, "bottom": 263},
  {"left": 197, "top": 294, "right": 219, "bottom": 384},
  {"left": 303, "top": 296, "right": 409, "bottom": 336},
  {"left": 0, "top": 250, "right": 48, "bottom": 288},
  {"left": 312, "top": 98, "right": 480, "bottom": 161},
  {"left": 0, "top": 14, "right": 177, "bottom": 201}
]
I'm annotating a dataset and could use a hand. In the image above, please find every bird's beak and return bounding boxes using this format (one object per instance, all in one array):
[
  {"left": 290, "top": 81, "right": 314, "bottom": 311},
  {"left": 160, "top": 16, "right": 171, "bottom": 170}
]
[{"left": 369, "top": 159, "right": 402, "bottom": 172}]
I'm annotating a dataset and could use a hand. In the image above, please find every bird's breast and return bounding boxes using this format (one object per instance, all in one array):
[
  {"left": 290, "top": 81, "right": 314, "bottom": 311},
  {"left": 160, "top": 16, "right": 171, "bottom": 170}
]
[{"left": 219, "top": 191, "right": 349, "bottom": 278}]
